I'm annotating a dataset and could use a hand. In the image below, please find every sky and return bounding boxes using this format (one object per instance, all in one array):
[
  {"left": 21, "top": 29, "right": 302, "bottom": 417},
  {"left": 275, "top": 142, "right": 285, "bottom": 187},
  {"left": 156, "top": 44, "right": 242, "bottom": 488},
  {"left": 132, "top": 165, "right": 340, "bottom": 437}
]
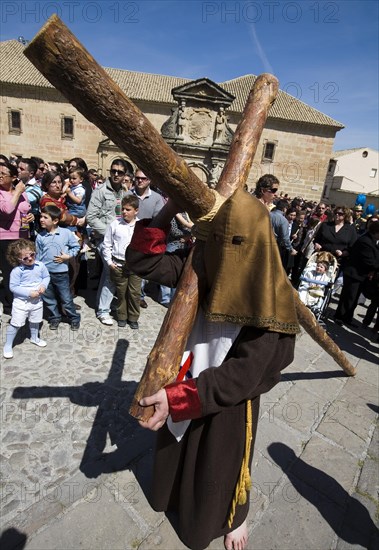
[{"left": 1, "top": 0, "right": 378, "bottom": 151}]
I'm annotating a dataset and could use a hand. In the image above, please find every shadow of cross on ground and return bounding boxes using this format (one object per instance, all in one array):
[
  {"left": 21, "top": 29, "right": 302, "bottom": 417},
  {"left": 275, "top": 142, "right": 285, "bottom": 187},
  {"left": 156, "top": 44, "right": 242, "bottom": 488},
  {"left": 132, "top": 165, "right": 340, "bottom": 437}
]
[
  {"left": 12, "top": 339, "right": 155, "bottom": 479},
  {"left": 268, "top": 443, "right": 379, "bottom": 549}
]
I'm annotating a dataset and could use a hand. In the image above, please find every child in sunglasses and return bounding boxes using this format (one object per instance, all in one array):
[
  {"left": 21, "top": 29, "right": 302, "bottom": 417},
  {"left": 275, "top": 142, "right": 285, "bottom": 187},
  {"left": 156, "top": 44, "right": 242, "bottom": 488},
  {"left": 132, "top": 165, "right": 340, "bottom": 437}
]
[{"left": 3, "top": 239, "right": 50, "bottom": 359}]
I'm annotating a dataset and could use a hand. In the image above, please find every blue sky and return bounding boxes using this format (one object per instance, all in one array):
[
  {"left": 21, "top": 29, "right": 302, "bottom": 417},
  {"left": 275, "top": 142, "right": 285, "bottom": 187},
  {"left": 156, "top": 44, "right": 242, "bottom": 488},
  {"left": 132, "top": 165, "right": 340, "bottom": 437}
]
[{"left": 1, "top": 0, "right": 378, "bottom": 151}]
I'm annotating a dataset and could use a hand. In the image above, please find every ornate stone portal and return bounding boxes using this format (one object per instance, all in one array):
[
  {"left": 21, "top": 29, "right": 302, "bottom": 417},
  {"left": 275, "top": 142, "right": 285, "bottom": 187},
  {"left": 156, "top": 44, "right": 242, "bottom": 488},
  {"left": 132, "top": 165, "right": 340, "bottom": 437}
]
[{"left": 161, "top": 78, "right": 235, "bottom": 187}]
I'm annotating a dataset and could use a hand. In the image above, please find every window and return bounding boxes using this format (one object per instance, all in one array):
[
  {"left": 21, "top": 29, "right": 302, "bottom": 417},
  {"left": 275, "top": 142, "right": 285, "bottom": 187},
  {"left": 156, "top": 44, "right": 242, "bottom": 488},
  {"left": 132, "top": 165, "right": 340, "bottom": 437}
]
[
  {"left": 370, "top": 168, "right": 377, "bottom": 178},
  {"left": 262, "top": 140, "right": 277, "bottom": 162},
  {"left": 8, "top": 110, "right": 22, "bottom": 134},
  {"left": 61, "top": 116, "right": 74, "bottom": 139},
  {"left": 327, "top": 160, "right": 336, "bottom": 173}
]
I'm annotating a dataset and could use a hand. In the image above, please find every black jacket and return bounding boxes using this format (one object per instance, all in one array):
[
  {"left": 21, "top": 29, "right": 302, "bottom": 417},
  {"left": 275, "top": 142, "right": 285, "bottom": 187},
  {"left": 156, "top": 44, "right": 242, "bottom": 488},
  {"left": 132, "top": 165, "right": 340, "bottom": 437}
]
[
  {"left": 314, "top": 221, "right": 357, "bottom": 255},
  {"left": 343, "top": 232, "right": 379, "bottom": 281}
]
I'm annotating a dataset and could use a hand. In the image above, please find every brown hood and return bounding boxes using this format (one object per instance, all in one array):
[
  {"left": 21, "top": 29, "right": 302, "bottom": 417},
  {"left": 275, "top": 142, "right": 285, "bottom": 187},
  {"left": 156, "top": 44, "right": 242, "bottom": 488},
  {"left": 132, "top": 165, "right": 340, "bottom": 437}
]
[{"left": 204, "top": 188, "right": 300, "bottom": 334}]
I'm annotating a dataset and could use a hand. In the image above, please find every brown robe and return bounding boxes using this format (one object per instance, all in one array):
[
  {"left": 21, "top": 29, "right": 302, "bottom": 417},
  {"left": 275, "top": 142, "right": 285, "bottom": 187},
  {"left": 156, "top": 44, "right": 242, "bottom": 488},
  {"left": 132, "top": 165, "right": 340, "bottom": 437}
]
[{"left": 126, "top": 243, "right": 295, "bottom": 549}]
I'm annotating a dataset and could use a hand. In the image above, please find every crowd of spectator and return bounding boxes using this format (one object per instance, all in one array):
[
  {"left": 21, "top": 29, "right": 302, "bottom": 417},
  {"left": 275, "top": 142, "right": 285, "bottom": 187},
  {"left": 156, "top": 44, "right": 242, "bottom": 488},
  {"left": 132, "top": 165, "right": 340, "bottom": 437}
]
[
  {"left": 1, "top": 154, "right": 378, "bottom": 359},
  {"left": 252, "top": 174, "right": 379, "bottom": 337}
]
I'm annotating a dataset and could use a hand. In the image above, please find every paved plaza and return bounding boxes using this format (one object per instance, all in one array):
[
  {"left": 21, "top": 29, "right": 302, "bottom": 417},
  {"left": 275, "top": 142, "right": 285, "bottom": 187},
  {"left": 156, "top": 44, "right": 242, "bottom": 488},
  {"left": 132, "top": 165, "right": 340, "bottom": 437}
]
[{"left": 0, "top": 286, "right": 378, "bottom": 550}]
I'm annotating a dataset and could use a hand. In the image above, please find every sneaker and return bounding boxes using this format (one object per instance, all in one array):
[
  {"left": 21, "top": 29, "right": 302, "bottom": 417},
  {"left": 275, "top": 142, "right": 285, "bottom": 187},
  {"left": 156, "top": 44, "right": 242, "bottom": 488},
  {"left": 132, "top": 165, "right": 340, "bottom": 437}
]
[
  {"left": 127, "top": 320, "right": 139, "bottom": 330},
  {"left": 71, "top": 322, "right": 80, "bottom": 331},
  {"left": 117, "top": 320, "right": 127, "bottom": 328},
  {"left": 98, "top": 315, "right": 114, "bottom": 326},
  {"left": 140, "top": 299, "right": 148, "bottom": 309},
  {"left": 49, "top": 320, "right": 60, "bottom": 330},
  {"left": 3, "top": 348, "right": 13, "bottom": 359},
  {"left": 31, "top": 339, "right": 47, "bottom": 347}
]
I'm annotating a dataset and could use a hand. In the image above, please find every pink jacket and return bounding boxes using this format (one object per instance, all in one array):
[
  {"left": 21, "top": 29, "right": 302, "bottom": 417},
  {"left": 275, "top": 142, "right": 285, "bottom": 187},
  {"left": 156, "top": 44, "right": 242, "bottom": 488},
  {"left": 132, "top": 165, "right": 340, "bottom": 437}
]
[{"left": 0, "top": 190, "right": 31, "bottom": 239}]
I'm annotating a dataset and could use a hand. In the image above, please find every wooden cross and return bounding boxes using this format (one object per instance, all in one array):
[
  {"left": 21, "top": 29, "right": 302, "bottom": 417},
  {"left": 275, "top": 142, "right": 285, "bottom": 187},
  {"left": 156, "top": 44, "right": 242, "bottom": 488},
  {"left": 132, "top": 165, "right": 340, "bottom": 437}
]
[{"left": 24, "top": 16, "right": 355, "bottom": 422}]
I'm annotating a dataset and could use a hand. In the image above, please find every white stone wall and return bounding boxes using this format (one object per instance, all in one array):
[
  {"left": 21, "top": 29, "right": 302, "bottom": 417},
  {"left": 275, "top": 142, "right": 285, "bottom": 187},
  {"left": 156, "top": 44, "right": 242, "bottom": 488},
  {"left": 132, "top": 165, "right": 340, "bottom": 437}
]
[{"left": 332, "top": 148, "right": 379, "bottom": 194}]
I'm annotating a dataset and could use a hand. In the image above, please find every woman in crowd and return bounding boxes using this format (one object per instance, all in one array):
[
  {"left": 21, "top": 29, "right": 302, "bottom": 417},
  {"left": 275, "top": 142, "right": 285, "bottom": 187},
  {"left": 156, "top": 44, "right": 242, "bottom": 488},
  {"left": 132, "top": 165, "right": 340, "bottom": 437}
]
[
  {"left": 0, "top": 161, "right": 33, "bottom": 312},
  {"left": 40, "top": 171, "right": 85, "bottom": 228},
  {"left": 314, "top": 206, "right": 357, "bottom": 266}
]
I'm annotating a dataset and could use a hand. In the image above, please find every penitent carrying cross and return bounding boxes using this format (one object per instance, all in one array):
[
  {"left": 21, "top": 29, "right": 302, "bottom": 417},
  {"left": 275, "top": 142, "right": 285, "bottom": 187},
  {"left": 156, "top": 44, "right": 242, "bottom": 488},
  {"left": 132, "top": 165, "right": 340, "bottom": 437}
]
[{"left": 24, "top": 15, "right": 355, "bottom": 426}]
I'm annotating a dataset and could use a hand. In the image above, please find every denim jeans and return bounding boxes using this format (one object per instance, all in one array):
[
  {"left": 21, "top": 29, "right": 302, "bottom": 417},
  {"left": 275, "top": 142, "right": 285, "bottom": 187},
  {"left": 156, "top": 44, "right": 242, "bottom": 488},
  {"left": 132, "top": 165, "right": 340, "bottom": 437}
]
[
  {"left": 43, "top": 271, "right": 81, "bottom": 323},
  {"left": 160, "top": 285, "right": 175, "bottom": 305},
  {"left": 159, "top": 241, "right": 179, "bottom": 305},
  {"left": 96, "top": 241, "right": 115, "bottom": 317}
]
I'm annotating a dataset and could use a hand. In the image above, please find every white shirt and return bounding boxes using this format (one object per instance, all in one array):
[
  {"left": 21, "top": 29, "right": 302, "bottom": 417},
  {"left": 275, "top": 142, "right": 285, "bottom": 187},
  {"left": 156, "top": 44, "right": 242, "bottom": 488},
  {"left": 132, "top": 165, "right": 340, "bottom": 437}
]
[{"left": 102, "top": 217, "right": 138, "bottom": 265}]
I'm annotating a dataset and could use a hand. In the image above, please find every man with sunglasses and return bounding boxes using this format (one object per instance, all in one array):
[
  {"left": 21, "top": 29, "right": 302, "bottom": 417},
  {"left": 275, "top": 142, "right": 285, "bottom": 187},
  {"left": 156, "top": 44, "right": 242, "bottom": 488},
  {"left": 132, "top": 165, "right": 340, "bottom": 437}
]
[
  {"left": 128, "top": 169, "right": 165, "bottom": 308},
  {"left": 128, "top": 169, "right": 165, "bottom": 220},
  {"left": 87, "top": 158, "right": 133, "bottom": 324},
  {"left": 253, "top": 173, "right": 280, "bottom": 211},
  {"left": 310, "top": 202, "right": 328, "bottom": 223}
]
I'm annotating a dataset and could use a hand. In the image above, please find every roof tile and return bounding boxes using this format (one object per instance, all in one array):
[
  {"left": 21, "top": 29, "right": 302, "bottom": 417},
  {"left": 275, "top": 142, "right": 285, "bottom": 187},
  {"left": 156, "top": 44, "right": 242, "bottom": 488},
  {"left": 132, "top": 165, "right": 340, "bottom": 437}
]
[{"left": 1, "top": 40, "right": 344, "bottom": 129}]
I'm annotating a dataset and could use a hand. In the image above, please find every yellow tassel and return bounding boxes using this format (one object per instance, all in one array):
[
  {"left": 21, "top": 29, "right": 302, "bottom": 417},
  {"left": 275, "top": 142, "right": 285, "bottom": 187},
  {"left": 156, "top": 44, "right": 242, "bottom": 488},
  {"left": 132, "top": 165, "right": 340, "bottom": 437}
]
[
  {"left": 227, "top": 400, "right": 253, "bottom": 529},
  {"left": 245, "top": 474, "right": 252, "bottom": 492},
  {"left": 238, "top": 487, "right": 247, "bottom": 505}
]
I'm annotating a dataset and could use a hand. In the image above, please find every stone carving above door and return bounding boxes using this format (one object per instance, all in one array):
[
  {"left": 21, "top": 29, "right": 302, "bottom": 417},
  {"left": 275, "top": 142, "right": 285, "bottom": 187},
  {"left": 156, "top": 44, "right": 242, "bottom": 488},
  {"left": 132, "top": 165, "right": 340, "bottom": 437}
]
[
  {"left": 161, "top": 78, "right": 235, "bottom": 150},
  {"left": 188, "top": 108, "right": 213, "bottom": 143}
]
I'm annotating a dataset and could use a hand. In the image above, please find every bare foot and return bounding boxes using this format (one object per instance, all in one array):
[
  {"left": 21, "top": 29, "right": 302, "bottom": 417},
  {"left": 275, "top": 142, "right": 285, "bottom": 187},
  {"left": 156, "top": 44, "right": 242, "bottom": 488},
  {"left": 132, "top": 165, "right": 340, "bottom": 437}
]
[{"left": 224, "top": 520, "right": 248, "bottom": 550}]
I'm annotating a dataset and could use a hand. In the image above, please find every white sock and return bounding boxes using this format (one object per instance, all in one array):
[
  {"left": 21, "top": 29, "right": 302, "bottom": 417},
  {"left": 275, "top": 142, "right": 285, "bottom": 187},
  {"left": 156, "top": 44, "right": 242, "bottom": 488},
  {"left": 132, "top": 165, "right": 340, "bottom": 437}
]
[
  {"left": 30, "top": 322, "right": 41, "bottom": 343},
  {"left": 4, "top": 324, "right": 19, "bottom": 352}
]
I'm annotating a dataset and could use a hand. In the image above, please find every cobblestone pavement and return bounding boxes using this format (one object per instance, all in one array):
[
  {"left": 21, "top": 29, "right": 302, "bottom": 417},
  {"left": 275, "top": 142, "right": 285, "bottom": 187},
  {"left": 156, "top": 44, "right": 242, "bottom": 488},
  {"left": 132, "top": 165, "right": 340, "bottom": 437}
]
[{"left": 0, "top": 288, "right": 378, "bottom": 550}]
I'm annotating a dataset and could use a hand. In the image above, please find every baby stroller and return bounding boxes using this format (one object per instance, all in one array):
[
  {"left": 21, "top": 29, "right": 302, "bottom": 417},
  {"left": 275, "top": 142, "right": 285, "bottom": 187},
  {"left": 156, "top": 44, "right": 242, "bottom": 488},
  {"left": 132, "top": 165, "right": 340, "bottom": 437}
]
[{"left": 298, "top": 251, "right": 338, "bottom": 321}]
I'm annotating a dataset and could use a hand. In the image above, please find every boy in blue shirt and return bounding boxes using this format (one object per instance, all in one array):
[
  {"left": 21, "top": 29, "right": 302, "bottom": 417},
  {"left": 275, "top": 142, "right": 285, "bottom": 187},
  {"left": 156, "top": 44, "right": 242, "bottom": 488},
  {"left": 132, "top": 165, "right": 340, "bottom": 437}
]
[{"left": 36, "top": 205, "right": 81, "bottom": 330}]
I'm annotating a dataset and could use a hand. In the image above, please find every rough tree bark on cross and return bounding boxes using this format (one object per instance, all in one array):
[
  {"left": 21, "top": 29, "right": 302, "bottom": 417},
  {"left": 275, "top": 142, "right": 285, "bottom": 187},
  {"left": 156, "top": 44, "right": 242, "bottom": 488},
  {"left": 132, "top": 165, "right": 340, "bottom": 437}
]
[{"left": 24, "top": 15, "right": 355, "bottom": 422}]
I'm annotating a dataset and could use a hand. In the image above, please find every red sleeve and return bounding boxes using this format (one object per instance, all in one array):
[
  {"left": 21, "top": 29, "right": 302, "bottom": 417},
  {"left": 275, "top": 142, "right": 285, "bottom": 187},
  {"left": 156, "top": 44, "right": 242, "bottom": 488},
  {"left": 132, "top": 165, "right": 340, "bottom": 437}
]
[
  {"left": 166, "top": 330, "right": 295, "bottom": 423},
  {"left": 165, "top": 379, "right": 202, "bottom": 422},
  {"left": 129, "top": 219, "right": 170, "bottom": 255}
]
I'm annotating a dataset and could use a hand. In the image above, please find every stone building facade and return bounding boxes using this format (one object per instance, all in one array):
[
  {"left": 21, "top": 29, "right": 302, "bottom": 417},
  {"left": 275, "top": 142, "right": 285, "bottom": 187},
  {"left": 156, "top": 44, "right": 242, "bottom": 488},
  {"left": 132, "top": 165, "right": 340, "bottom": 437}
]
[{"left": 1, "top": 39, "right": 344, "bottom": 201}]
